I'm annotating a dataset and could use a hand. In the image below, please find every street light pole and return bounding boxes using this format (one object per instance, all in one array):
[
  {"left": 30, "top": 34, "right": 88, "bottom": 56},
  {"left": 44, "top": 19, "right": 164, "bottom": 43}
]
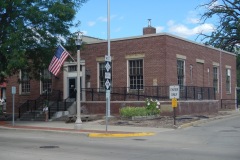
[{"left": 74, "top": 32, "right": 83, "bottom": 130}]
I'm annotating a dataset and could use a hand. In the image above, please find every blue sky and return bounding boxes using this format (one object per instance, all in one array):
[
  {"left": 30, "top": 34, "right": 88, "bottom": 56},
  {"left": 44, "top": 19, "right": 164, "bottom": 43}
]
[{"left": 72, "top": 0, "right": 216, "bottom": 42}]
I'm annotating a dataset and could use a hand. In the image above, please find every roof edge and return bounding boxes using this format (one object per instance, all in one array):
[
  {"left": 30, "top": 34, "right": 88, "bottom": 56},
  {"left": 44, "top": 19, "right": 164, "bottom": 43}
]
[{"left": 86, "top": 33, "right": 236, "bottom": 56}]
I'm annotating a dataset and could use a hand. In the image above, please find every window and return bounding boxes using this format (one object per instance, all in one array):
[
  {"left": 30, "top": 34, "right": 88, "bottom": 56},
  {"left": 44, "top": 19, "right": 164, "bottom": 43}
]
[
  {"left": 21, "top": 70, "right": 30, "bottom": 94},
  {"left": 99, "top": 62, "right": 105, "bottom": 90},
  {"left": 41, "top": 69, "right": 52, "bottom": 93},
  {"left": 190, "top": 65, "right": 193, "bottom": 84},
  {"left": 226, "top": 69, "right": 231, "bottom": 93},
  {"left": 207, "top": 68, "right": 210, "bottom": 85},
  {"left": 68, "top": 65, "right": 77, "bottom": 72},
  {"left": 177, "top": 59, "right": 184, "bottom": 89},
  {"left": 213, "top": 66, "right": 218, "bottom": 92},
  {"left": 129, "top": 59, "right": 143, "bottom": 89}
]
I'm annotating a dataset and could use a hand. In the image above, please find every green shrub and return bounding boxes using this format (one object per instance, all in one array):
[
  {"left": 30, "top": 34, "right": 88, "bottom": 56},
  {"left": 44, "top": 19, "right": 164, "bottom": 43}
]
[
  {"left": 145, "top": 98, "right": 160, "bottom": 115},
  {"left": 119, "top": 106, "right": 146, "bottom": 118},
  {"left": 120, "top": 99, "right": 161, "bottom": 118}
]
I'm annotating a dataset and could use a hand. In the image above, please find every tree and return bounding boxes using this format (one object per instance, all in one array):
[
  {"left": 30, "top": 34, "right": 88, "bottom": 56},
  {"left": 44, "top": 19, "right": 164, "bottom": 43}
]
[
  {"left": 199, "top": 0, "right": 240, "bottom": 89},
  {"left": 0, "top": 0, "right": 88, "bottom": 82},
  {"left": 199, "top": 0, "right": 240, "bottom": 52}
]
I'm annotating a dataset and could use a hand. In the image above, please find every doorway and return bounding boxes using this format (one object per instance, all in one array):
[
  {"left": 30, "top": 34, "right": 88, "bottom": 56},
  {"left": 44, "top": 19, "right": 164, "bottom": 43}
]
[{"left": 69, "top": 78, "right": 76, "bottom": 99}]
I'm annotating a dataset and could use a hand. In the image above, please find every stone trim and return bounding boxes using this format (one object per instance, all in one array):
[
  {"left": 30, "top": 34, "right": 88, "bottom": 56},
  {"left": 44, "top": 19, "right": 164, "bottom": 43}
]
[
  {"left": 176, "top": 54, "right": 186, "bottom": 60},
  {"left": 225, "top": 65, "right": 231, "bottom": 69},
  {"left": 196, "top": 58, "right": 204, "bottom": 64},
  {"left": 212, "top": 62, "right": 219, "bottom": 66},
  {"left": 125, "top": 54, "right": 145, "bottom": 59}
]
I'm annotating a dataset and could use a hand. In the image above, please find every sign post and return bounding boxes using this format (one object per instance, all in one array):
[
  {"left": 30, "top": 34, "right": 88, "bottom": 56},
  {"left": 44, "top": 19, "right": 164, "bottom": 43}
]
[
  {"left": 12, "top": 86, "right": 16, "bottom": 126},
  {"left": 169, "top": 85, "right": 179, "bottom": 125},
  {"left": 105, "top": 55, "right": 111, "bottom": 131}
]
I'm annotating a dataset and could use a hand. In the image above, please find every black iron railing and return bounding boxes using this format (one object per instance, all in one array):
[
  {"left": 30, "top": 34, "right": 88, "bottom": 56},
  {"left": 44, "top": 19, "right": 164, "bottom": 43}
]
[
  {"left": 83, "top": 86, "right": 216, "bottom": 101},
  {"left": 18, "top": 90, "right": 62, "bottom": 119}
]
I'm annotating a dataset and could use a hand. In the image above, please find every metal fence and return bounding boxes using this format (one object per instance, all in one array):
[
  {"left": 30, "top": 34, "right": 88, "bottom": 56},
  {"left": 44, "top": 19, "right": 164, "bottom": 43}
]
[
  {"left": 18, "top": 90, "right": 62, "bottom": 119},
  {"left": 82, "top": 86, "right": 216, "bottom": 101}
]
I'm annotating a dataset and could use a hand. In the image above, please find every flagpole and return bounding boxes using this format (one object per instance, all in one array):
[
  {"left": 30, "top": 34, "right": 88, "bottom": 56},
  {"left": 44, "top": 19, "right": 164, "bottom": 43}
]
[
  {"left": 106, "top": 0, "right": 111, "bottom": 125},
  {"left": 59, "top": 44, "right": 76, "bottom": 62}
]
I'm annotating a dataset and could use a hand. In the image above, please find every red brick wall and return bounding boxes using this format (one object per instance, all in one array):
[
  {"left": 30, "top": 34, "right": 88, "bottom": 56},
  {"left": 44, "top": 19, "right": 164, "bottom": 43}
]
[
  {"left": 81, "top": 100, "right": 219, "bottom": 116},
  {"left": 81, "top": 34, "right": 236, "bottom": 102}
]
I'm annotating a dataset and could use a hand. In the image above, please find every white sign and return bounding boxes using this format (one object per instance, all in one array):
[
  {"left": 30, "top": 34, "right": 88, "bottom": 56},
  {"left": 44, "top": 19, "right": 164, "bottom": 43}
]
[
  {"left": 105, "top": 55, "right": 111, "bottom": 62},
  {"left": 169, "top": 85, "right": 180, "bottom": 99},
  {"left": 105, "top": 72, "right": 111, "bottom": 79},
  {"left": 105, "top": 79, "right": 111, "bottom": 90},
  {"left": 12, "top": 86, "right": 16, "bottom": 95},
  {"left": 105, "top": 62, "right": 111, "bottom": 72}
]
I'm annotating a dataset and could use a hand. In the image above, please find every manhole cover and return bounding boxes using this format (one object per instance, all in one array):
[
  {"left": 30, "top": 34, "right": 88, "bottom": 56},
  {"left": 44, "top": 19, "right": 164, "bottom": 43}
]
[
  {"left": 233, "top": 126, "right": 240, "bottom": 129},
  {"left": 133, "top": 139, "right": 147, "bottom": 141},
  {"left": 40, "top": 146, "right": 59, "bottom": 149},
  {"left": 220, "top": 130, "right": 238, "bottom": 132}
]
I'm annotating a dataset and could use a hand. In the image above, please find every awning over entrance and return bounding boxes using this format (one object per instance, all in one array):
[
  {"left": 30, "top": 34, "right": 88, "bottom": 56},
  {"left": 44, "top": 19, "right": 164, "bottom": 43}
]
[{"left": 0, "top": 82, "right": 6, "bottom": 88}]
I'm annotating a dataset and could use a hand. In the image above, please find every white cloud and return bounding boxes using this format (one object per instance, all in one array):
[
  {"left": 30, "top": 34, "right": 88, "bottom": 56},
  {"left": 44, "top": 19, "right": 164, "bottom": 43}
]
[
  {"left": 208, "top": 0, "right": 219, "bottom": 9},
  {"left": 98, "top": 15, "right": 118, "bottom": 22},
  {"left": 186, "top": 10, "right": 200, "bottom": 24},
  {"left": 187, "top": 17, "right": 200, "bottom": 24},
  {"left": 98, "top": 16, "right": 107, "bottom": 22},
  {"left": 167, "top": 20, "right": 175, "bottom": 26},
  {"left": 82, "top": 30, "right": 88, "bottom": 35},
  {"left": 114, "top": 27, "right": 121, "bottom": 32},
  {"left": 156, "top": 26, "right": 164, "bottom": 33},
  {"left": 119, "top": 16, "right": 124, "bottom": 20},
  {"left": 167, "top": 20, "right": 215, "bottom": 37},
  {"left": 87, "top": 21, "right": 96, "bottom": 27}
]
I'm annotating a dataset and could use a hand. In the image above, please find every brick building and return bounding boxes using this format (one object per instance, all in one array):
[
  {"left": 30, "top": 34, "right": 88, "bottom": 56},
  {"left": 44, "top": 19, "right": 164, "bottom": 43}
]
[{"left": 5, "top": 25, "right": 237, "bottom": 115}]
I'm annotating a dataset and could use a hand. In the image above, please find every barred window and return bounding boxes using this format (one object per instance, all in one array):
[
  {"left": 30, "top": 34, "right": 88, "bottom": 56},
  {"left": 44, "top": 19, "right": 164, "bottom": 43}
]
[
  {"left": 21, "top": 70, "right": 30, "bottom": 93},
  {"left": 129, "top": 59, "right": 143, "bottom": 89},
  {"left": 226, "top": 69, "right": 231, "bottom": 93},
  {"left": 177, "top": 59, "right": 184, "bottom": 89},
  {"left": 213, "top": 66, "right": 218, "bottom": 92},
  {"left": 190, "top": 65, "right": 193, "bottom": 84},
  {"left": 68, "top": 65, "right": 77, "bottom": 72},
  {"left": 42, "top": 69, "right": 52, "bottom": 93},
  {"left": 99, "top": 62, "right": 105, "bottom": 90}
]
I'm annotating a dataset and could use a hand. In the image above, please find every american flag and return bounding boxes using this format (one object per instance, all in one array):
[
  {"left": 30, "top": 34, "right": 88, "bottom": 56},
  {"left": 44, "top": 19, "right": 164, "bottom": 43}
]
[{"left": 48, "top": 45, "right": 70, "bottom": 76}]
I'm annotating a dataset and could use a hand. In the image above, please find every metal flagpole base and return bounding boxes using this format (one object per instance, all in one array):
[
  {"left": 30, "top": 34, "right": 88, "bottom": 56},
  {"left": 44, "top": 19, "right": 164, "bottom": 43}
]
[{"left": 74, "top": 119, "right": 82, "bottom": 130}]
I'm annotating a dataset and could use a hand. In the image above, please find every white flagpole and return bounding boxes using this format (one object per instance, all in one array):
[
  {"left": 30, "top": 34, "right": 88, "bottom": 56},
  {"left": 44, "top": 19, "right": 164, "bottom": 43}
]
[
  {"left": 105, "top": 0, "right": 111, "bottom": 131},
  {"left": 107, "top": 0, "right": 111, "bottom": 117},
  {"left": 59, "top": 44, "right": 76, "bottom": 62}
]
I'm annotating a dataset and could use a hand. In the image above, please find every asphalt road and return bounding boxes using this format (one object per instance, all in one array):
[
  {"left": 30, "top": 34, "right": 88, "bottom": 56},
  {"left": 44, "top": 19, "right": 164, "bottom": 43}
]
[{"left": 0, "top": 114, "right": 239, "bottom": 160}]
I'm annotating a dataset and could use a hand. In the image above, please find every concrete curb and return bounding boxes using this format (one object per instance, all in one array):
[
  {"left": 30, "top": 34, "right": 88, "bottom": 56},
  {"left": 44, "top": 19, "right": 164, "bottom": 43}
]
[
  {"left": 0, "top": 124, "right": 156, "bottom": 137},
  {"left": 178, "top": 110, "right": 240, "bottom": 129},
  {"left": 88, "top": 132, "right": 156, "bottom": 138}
]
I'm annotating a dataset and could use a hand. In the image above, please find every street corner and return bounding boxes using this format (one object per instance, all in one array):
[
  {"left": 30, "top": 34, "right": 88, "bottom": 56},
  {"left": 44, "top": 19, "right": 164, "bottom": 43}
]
[{"left": 88, "top": 132, "right": 156, "bottom": 138}]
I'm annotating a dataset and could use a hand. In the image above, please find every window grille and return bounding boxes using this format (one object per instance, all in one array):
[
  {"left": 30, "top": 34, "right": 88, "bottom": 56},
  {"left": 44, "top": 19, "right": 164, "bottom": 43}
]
[{"left": 129, "top": 59, "right": 143, "bottom": 89}]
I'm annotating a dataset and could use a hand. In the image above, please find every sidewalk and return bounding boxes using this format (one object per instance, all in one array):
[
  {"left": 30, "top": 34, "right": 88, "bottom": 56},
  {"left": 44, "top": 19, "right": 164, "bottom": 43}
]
[
  {"left": 0, "top": 109, "right": 239, "bottom": 138},
  {"left": 0, "top": 119, "right": 173, "bottom": 138}
]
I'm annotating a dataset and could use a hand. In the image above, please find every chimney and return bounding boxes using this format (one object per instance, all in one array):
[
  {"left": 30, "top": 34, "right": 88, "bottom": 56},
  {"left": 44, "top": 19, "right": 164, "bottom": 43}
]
[{"left": 143, "top": 19, "right": 156, "bottom": 35}]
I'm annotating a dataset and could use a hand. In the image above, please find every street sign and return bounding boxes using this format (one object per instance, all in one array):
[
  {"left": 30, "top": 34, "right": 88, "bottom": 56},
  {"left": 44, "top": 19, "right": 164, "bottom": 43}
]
[
  {"left": 169, "top": 85, "right": 180, "bottom": 99},
  {"left": 172, "top": 98, "right": 177, "bottom": 108},
  {"left": 11, "top": 86, "right": 16, "bottom": 95},
  {"left": 105, "top": 55, "right": 111, "bottom": 90}
]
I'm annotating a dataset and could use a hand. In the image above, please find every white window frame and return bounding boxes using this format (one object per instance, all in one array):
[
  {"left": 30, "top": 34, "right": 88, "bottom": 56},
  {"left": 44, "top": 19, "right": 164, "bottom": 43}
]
[
  {"left": 19, "top": 70, "right": 30, "bottom": 95},
  {"left": 213, "top": 66, "right": 219, "bottom": 93},
  {"left": 226, "top": 68, "right": 231, "bottom": 93},
  {"left": 97, "top": 62, "right": 106, "bottom": 91},
  {"left": 177, "top": 59, "right": 185, "bottom": 89},
  {"left": 40, "top": 69, "right": 52, "bottom": 95},
  {"left": 127, "top": 59, "right": 144, "bottom": 90}
]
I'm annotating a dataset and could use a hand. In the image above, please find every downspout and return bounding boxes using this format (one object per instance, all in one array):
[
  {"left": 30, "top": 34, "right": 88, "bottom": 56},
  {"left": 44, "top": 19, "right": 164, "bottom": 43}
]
[{"left": 220, "top": 50, "right": 223, "bottom": 100}]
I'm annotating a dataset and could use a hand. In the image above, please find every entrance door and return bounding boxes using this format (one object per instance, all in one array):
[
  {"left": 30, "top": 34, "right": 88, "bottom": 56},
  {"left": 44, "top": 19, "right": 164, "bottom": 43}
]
[{"left": 69, "top": 78, "right": 76, "bottom": 99}]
